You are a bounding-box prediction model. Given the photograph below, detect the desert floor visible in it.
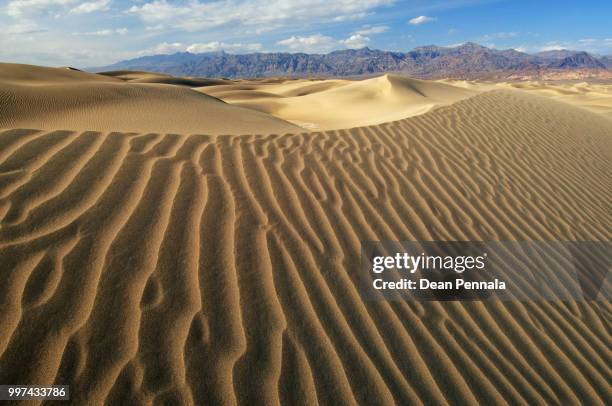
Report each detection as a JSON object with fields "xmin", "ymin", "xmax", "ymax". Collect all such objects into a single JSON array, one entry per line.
[{"xmin": 0, "ymin": 63, "xmax": 611, "ymax": 405}]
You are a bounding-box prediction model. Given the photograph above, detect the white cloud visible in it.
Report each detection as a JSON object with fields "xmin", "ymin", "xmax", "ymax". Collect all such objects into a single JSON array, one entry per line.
[
  {"xmin": 538, "ymin": 44, "xmax": 565, "ymax": 52},
  {"xmin": 341, "ymin": 34, "xmax": 369, "ymax": 48},
  {"xmin": 186, "ymin": 41, "xmax": 262, "ymax": 53},
  {"xmin": 408, "ymin": 15, "xmax": 436, "ymax": 25},
  {"xmin": 148, "ymin": 42, "xmax": 184, "ymax": 54},
  {"xmin": 354, "ymin": 25, "xmax": 388, "ymax": 35},
  {"xmin": 277, "ymin": 33, "xmax": 371, "ymax": 53},
  {"xmin": 479, "ymin": 32, "xmax": 518, "ymax": 41},
  {"xmin": 142, "ymin": 41, "xmax": 263, "ymax": 55},
  {"xmin": 6, "ymin": 0, "xmax": 77, "ymax": 17},
  {"xmin": 275, "ymin": 23, "xmax": 387, "ymax": 53},
  {"xmin": 69, "ymin": 0, "xmax": 110, "ymax": 14},
  {"xmin": 144, "ymin": 24, "xmax": 165, "ymax": 31},
  {"xmin": 75, "ymin": 27, "xmax": 128, "ymax": 36},
  {"xmin": 510, "ymin": 38, "xmax": 612, "ymax": 54},
  {"xmin": 128, "ymin": 0, "xmax": 393, "ymax": 32},
  {"xmin": 6, "ymin": 21, "xmax": 46, "ymax": 34},
  {"xmin": 333, "ymin": 12, "xmax": 369, "ymax": 22},
  {"xmin": 147, "ymin": 42, "xmax": 185, "ymax": 54},
  {"xmin": 277, "ymin": 34, "xmax": 337, "ymax": 53},
  {"xmin": 127, "ymin": 0, "xmax": 187, "ymax": 22}
]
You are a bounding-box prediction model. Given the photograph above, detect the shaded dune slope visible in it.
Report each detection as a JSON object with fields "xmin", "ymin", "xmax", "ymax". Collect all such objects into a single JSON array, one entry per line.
[
  {"xmin": 99, "ymin": 70, "xmax": 233, "ymax": 87},
  {"xmin": 0, "ymin": 63, "xmax": 302, "ymax": 135},
  {"xmin": 0, "ymin": 90, "xmax": 611, "ymax": 405}
]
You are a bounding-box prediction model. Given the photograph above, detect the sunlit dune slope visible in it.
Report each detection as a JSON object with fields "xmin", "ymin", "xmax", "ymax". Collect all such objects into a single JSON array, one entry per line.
[
  {"xmin": 197, "ymin": 74, "xmax": 477, "ymax": 130},
  {"xmin": 443, "ymin": 79, "xmax": 612, "ymax": 119}
]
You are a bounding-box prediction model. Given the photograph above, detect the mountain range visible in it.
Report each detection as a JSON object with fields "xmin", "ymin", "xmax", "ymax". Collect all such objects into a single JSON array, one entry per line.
[{"xmin": 91, "ymin": 42, "xmax": 611, "ymax": 79}]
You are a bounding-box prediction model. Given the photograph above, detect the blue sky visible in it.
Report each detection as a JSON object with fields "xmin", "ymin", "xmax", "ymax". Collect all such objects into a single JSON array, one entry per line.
[{"xmin": 1, "ymin": 0, "xmax": 611, "ymax": 67}]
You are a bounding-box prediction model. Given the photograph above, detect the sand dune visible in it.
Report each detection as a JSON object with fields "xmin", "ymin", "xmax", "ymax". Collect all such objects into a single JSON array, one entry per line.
[
  {"xmin": 196, "ymin": 74, "xmax": 477, "ymax": 130},
  {"xmin": 507, "ymin": 81, "xmax": 612, "ymax": 119},
  {"xmin": 82, "ymin": 68, "xmax": 612, "ymax": 129},
  {"xmin": 443, "ymin": 79, "xmax": 612, "ymax": 119},
  {"xmin": 0, "ymin": 85, "xmax": 611, "ymax": 404},
  {"xmin": 0, "ymin": 63, "xmax": 302, "ymax": 134},
  {"xmin": 196, "ymin": 74, "xmax": 611, "ymax": 128},
  {"xmin": 100, "ymin": 70, "xmax": 233, "ymax": 87}
]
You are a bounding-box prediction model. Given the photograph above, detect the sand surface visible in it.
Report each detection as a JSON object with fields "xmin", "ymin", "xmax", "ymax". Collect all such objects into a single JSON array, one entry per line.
[
  {"xmin": 0, "ymin": 65, "xmax": 611, "ymax": 405},
  {"xmin": 0, "ymin": 64, "xmax": 302, "ymax": 134},
  {"xmin": 443, "ymin": 79, "xmax": 612, "ymax": 120},
  {"xmin": 194, "ymin": 75, "xmax": 477, "ymax": 130}
]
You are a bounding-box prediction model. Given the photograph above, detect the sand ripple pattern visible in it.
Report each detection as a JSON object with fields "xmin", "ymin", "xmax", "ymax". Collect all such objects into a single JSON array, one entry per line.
[{"xmin": 0, "ymin": 91, "xmax": 611, "ymax": 405}]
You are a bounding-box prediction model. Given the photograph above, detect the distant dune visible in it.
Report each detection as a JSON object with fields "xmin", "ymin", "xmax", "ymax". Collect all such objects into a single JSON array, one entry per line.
[
  {"xmin": 108, "ymin": 69, "xmax": 612, "ymax": 130},
  {"xmin": 0, "ymin": 64, "xmax": 611, "ymax": 404},
  {"xmin": 196, "ymin": 74, "xmax": 477, "ymax": 130},
  {"xmin": 443, "ymin": 79, "xmax": 612, "ymax": 120}
]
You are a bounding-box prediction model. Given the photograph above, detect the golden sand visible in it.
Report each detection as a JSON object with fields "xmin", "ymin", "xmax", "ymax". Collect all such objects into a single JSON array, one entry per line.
[{"xmin": 0, "ymin": 63, "xmax": 610, "ymax": 404}]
